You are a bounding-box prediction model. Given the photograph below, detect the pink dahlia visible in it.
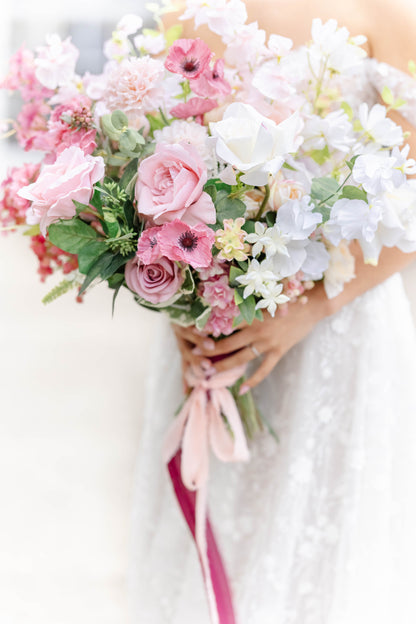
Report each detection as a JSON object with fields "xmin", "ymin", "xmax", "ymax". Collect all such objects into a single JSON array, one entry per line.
[
  {"xmin": 164, "ymin": 38, "xmax": 212, "ymax": 80},
  {"xmin": 104, "ymin": 56, "xmax": 164, "ymax": 116},
  {"xmin": 158, "ymin": 219, "xmax": 215, "ymax": 268}
]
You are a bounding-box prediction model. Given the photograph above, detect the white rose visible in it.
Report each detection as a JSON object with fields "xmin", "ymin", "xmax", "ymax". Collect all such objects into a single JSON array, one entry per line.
[{"xmin": 209, "ymin": 103, "xmax": 303, "ymax": 186}]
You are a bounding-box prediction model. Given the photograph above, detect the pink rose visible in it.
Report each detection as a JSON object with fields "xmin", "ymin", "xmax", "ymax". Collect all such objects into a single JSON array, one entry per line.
[
  {"xmin": 125, "ymin": 255, "xmax": 184, "ymax": 304},
  {"xmin": 18, "ymin": 146, "xmax": 105, "ymax": 235},
  {"xmin": 135, "ymin": 142, "xmax": 216, "ymax": 226}
]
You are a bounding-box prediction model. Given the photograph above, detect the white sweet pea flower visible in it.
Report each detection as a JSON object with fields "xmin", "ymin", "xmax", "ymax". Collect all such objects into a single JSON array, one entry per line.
[
  {"xmin": 267, "ymin": 34, "xmax": 293, "ymax": 58},
  {"xmin": 360, "ymin": 184, "xmax": 416, "ymax": 263},
  {"xmin": 134, "ymin": 32, "xmax": 166, "ymax": 55},
  {"xmin": 181, "ymin": 0, "xmax": 247, "ymax": 40},
  {"xmin": 210, "ymin": 103, "xmax": 303, "ymax": 186},
  {"xmin": 324, "ymin": 198, "xmax": 382, "ymax": 246},
  {"xmin": 323, "ymin": 241, "xmax": 356, "ymax": 298},
  {"xmin": 35, "ymin": 35, "xmax": 79, "ymax": 90},
  {"xmin": 224, "ymin": 22, "xmax": 267, "ymax": 67},
  {"xmin": 301, "ymin": 240, "xmax": 330, "ymax": 280},
  {"xmin": 358, "ymin": 103, "xmax": 403, "ymax": 147},
  {"xmin": 252, "ymin": 60, "xmax": 296, "ymax": 102},
  {"xmin": 116, "ymin": 14, "xmax": 143, "ymax": 35},
  {"xmin": 235, "ymin": 258, "xmax": 277, "ymax": 298},
  {"xmin": 276, "ymin": 196, "xmax": 322, "ymax": 240},
  {"xmin": 309, "ymin": 18, "xmax": 367, "ymax": 73},
  {"xmin": 255, "ymin": 282, "xmax": 290, "ymax": 317},
  {"xmin": 352, "ymin": 153, "xmax": 403, "ymax": 195},
  {"xmin": 303, "ymin": 110, "xmax": 355, "ymax": 153}
]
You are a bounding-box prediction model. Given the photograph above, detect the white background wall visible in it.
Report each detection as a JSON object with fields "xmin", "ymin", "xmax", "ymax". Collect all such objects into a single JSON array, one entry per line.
[
  {"xmin": 0, "ymin": 3, "xmax": 158, "ymax": 623},
  {"xmin": 1, "ymin": 3, "xmax": 416, "ymax": 624}
]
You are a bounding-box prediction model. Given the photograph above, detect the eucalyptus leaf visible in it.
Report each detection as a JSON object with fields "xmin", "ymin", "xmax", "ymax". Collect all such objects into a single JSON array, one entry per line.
[
  {"xmin": 310, "ymin": 177, "xmax": 340, "ymax": 206},
  {"xmin": 111, "ymin": 110, "xmax": 129, "ymax": 131},
  {"xmin": 101, "ymin": 114, "xmax": 121, "ymax": 141},
  {"xmin": 215, "ymin": 190, "xmax": 246, "ymax": 223}
]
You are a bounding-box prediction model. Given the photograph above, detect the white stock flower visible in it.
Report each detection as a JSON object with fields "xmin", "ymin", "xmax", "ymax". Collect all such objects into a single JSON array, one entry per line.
[
  {"xmin": 235, "ymin": 258, "xmax": 277, "ymax": 298},
  {"xmin": 324, "ymin": 198, "xmax": 382, "ymax": 246},
  {"xmin": 323, "ymin": 241, "xmax": 356, "ymax": 298},
  {"xmin": 358, "ymin": 103, "xmax": 403, "ymax": 147},
  {"xmin": 255, "ymin": 282, "xmax": 290, "ymax": 317},
  {"xmin": 35, "ymin": 35, "xmax": 79, "ymax": 90},
  {"xmin": 210, "ymin": 103, "xmax": 303, "ymax": 186}
]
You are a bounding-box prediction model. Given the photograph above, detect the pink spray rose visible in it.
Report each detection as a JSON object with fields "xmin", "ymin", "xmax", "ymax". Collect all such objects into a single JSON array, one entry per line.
[
  {"xmin": 164, "ymin": 38, "xmax": 212, "ymax": 79},
  {"xmin": 125, "ymin": 255, "xmax": 184, "ymax": 304},
  {"xmin": 201, "ymin": 275, "xmax": 236, "ymax": 309},
  {"xmin": 157, "ymin": 219, "xmax": 215, "ymax": 268},
  {"xmin": 18, "ymin": 145, "xmax": 105, "ymax": 234},
  {"xmin": 135, "ymin": 142, "xmax": 216, "ymax": 226}
]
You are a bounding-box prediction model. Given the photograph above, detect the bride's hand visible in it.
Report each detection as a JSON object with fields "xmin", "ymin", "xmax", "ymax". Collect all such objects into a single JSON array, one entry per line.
[{"xmin": 174, "ymin": 282, "xmax": 331, "ymax": 392}]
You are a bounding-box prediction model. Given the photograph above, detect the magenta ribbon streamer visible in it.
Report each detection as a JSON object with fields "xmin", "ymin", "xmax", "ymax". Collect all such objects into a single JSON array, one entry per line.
[{"xmin": 167, "ymin": 449, "xmax": 237, "ymax": 624}]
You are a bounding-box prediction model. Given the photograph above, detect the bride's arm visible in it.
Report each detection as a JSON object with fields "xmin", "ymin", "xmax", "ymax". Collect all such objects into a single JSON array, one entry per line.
[{"xmin": 174, "ymin": 0, "xmax": 416, "ymax": 388}]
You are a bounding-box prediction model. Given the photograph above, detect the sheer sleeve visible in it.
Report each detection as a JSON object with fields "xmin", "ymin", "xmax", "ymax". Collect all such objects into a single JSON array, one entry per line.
[{"xmin": 367, "ymin": 58, "xmax": 416, "ymax": 127}]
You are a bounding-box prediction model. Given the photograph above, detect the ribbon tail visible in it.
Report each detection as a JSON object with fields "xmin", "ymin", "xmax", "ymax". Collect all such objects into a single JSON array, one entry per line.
[{"xmin": 167, "ymin": 450, "xmax": 237, "ymax": 624}]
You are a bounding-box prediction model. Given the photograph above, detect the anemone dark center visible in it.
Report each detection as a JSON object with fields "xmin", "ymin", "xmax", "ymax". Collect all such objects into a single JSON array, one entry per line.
[
  {"xmin": 149, "ymin": 237, "xmax": 157, "ymax": 249},
  {"xmin": 182, "ymin": 57, "xmax": 199, "ymax": 74},
  {"xmin": 178, "ymin": 231, "xmax": 198, "ymax": 251}
]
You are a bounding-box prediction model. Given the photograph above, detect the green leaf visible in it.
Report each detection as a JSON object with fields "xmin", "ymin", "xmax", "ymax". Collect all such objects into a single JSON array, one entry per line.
[
  {"xmin": 90, "ymin": 188, "xmax": 103, "ymax": 213},
  {"xmin": 204, "ymin": 179, "xmax": 232, "ymax": 194},
  {"xmin": 341, "ymin": 101, "xmax": 354, "ymax": 121},
  {"xmin": 23, "ymin": 224, "xmax": 40, "ymax": 237},
  {"xmin": 120, "ymin": 158, "xmax": 139, "ymax": 191},
  {"xmin": 165, "ymin": 24, "xmax": 183, "ymax": 46},
  {"xmin": 310, "ymin": 145, "xmax": 330, "ymax": 165},
  {"xmin": 242, "ymin": 220, "xmax": 256, "ymax": 234},
  {"xmin": 229, "ymin": 265, "xmax": 244, "ymax": 286},
  {"xmin": 238, "ymin": 294, "xmax": 256, "ymax": 324},
  {"xmin": 265, "ymin": 212, "xmax": 275, "ymax": 227},
  {"xmin": 215, "ymin": 190, "xmax": 246, "ymax": 224},
  {"xmin": 145, "ymin": 113, "xmax": 167, "ymax": 135},
  {"xmin": 111, "ymin": 279, "xmax": 124, "ymax": 317},
  {"xmin": 346, "ymin": 154, "xmax": 359, "ymax": 171},
  {"xmin": 282, "ymin": 161, "xmax": 296, "ymax": 172},
  {"xmin": 234, "ymin": 289, "xmax": 244, "ymax": 305},
  {"xmin": 310, "ymin": 177, "xmax": 340, "ymax": 206},
  {"xmin": 190, "ymin": 298, "xmax": 211, "ymax": 330},
  {"xmin": 77, "ymin": 240, "xmax": 108, "ymax": 274},
  {"xmin": 180, "ymin": 267, "xmax": 195, "ymax": 295},
  {"xmin": 107, "ymin": 273, "xmax": 125, "ymax": 289},
  {"xmin": 78, "ymin": 251, "xmax": 115, "ymax": 295},
  {"xmin": 48, "ymin": 219, "xmax": 99, "ymax": 254},
  {"xmin": 100, "ymin": 252, "xmax": 131, "ymax": 281},
  {"xmin": 111, "ymin": 110, "xmax": 129, "ymax": 131},
  {"xmin": 72, "ymin": 200, "xmax": 90, "ymax": 216},
  {"xmin": 123, "ymin": 200, "xmax": 135, "ymax": 229},
  {"xmin": 101, "ymin": 114, "xmax": 122, "ymax": 140},
  {"xmin": 381, "ymin": 85, "xmax": 394, "ymax": 106},
  {"xmin": 340, "ymin": 185, "xmax": 368, "ymax": 202}
]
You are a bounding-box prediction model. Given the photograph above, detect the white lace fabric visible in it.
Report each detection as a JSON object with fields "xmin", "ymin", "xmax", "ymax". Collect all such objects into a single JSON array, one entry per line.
[{"xmin": 128, "ymin": 62, "xmax": 416, "ymax": 624}]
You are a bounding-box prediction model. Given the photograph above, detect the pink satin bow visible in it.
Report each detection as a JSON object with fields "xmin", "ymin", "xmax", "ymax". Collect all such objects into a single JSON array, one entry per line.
[{"xmin": 163, "ymin": 364, "xmax": 250, "ymax": 624}]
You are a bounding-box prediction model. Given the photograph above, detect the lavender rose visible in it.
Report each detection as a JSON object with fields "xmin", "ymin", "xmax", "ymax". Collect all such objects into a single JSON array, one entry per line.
[{"xmin": 125, "ymin": 255, "xmax": 184, "ymax": 304}]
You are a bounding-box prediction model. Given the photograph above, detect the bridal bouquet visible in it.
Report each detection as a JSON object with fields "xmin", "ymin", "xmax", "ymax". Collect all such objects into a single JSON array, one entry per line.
[{"xmin": 3, "ymin": 2, "xmax": 416, "ymax": 621}]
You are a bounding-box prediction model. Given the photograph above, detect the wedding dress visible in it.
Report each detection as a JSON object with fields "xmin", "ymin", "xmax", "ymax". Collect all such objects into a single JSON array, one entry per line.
[{"xmin": 128, "ymin": 59, "xmax": 416, "ymax": 624}]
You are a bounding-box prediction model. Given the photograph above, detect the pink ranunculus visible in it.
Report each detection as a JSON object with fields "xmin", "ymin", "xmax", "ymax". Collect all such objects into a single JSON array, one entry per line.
[
  {"xmin": 135, "ymin": 142, "xmax": 216, "ymax": 226},
  {"xmin": 157, "ymin": 219, "xmax": 215, "ymax": 268},
  {"xmin": 18, "ymin": 146, "xmax": 105, "ymax": 235},
  {"xmin": 201, "ymin": 275, "xmax": 235, "ymax": 309},
  {"xmin": 136, "ymin": 225, "xmax": 163, "ymax": 264},
  {"xmin": 164, "ymin": 38, "xmax": 212, "ymax": 80},
  {"xmin": 125, "ymin": 255, "xmax": 184, "ymax": 304},
  {"xmin": 170, "ymin": 97, "xmax": 218, "ymax": 123},
  {"xmin": 191, "ymin": 60, "xmax": 232, "ymax": 98}
]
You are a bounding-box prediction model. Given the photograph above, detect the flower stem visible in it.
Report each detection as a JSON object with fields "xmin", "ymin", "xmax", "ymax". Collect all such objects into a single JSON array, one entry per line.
[{"xmin": 255, "ymin": 184, "xmax": 270, "ymax": 220}]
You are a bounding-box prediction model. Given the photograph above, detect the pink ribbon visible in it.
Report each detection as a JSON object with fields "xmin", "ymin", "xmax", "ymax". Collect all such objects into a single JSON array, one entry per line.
[{"xmin": 163, "ymin": 364, "xmax": 250, "ymax": 624}]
